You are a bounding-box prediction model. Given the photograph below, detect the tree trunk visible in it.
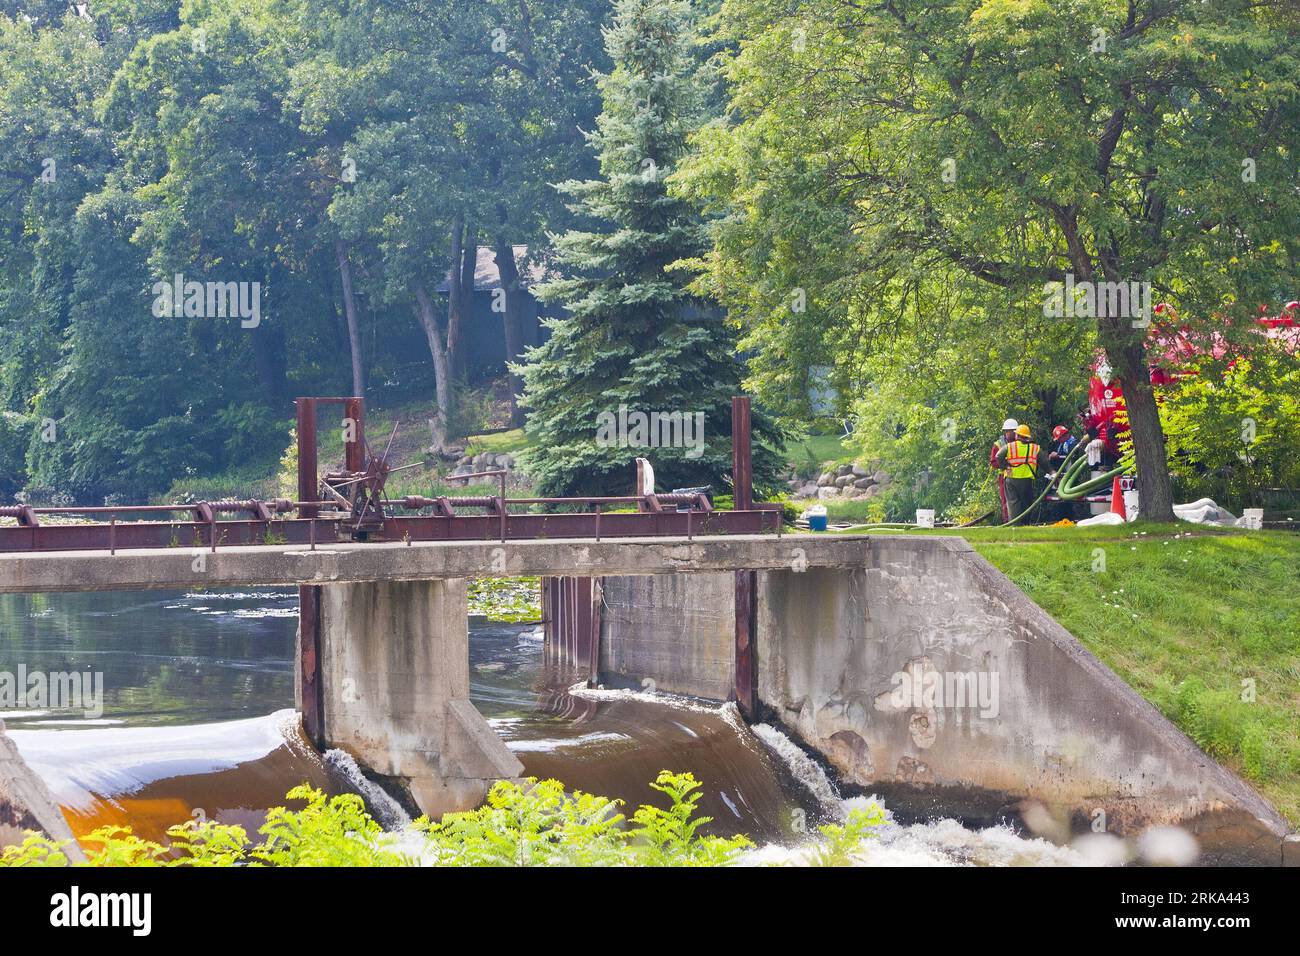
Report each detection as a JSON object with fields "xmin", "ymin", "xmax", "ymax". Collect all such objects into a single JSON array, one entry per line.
[
  {"xmin": 494, "ymin": 240, "xmax": 526, "ymax": 426},
  {"xmin": 249, "ymin": 291, "xmax": 286, "ymax": 404},
  {"xmin": 413, "ymin": 281, "xmax": 451, "ymax": 453},
  {"xmin": 1059, "ymin": 208, "xmax": 1177, "ymax": 523},
  {"xmin": 1109, "ymin": 339, "xmax": 1176, "ymax": 522},
  {"xmin": 450, "ymin": 222, "xmax": 475, "ymax": 381},
  {"xmin": 250, "ymin": 326, "xmax": 285, "ymax": 404},
  {"xmin": 335, "ymin": 239, "xmax": 365, "ymax": 397},
  {"xmin": 322, "ymin": 249, "xmax": 347, "ymax": 352}
]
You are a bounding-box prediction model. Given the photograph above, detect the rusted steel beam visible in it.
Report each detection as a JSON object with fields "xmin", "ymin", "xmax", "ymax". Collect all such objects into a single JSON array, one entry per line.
[
  {"xmin": 0, "ymin": 518, "xmax": 337, "ymax": 553},
  {"xmin": 734, "ymin": 569, "xmax": 758, "ymax": 720},
  {"xmin": 296, "ymin": 398, "xmax": 319, "ymax": 519},
  {"xmin": 571, "ymin": 577, "xmax": 591, "ymax": 667},
  {"xmin": 541, "ymin": 577, "xmax": 555, "ymax": 664},
  {"xmin": 0, "ymin": 506, "xmax": 39, "ymax": 526},
  {"xmin": 587, "ymin": 577, "xmax": 603, "ymax": 688},
  {"xmin": 344, "ymin": 397, "xmax": 365, "ymax": 472},
  {"xmin": 298, "ymin": 584, "xmax": 324, "ymax": 747},
  {"xmin": 732, "ymin": 396, "xmax": 753, "ymax": 512},
  {"xmin": 0, "ymin": 508, "xmax": 778, "ymax": 553}
]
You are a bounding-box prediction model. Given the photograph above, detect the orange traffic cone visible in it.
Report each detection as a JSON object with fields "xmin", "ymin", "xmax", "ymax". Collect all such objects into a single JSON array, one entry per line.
[{"xmin": 1110, "ymin": 476, "xmax": 1126, "ymax": 520}]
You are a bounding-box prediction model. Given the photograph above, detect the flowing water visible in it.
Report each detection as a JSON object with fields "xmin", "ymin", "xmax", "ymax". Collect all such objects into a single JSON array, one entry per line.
[{"xmin": 0, "ymin": 588, "xmax": 1088, "ymax": 865}]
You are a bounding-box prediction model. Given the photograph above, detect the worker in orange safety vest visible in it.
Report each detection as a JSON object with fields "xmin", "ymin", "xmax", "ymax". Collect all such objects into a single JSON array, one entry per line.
[{"xmin": 995, "ymin": 424, "xmax": 1045, "ymax": 523}]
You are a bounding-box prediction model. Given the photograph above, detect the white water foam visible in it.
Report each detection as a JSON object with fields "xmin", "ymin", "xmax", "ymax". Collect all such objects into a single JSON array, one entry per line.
[
  {"xmin": 323, "ymin": 749, "xmax": 411, "ymax": 830},
  {"xmin": 745, "ymin": 722, "xmax": 1091, "ymax": 867},
  {"xmin": 750, "ymin": 723, "xmax": 844, "ymax": 817},
  {"xmin": 8, "ymin": 708, "xmax": 304, "ymax": 810},
  {"xmin": 505, "ymin": 731, "xmax": 633, "ymax": 753},
  {"xmin": 568, "ymin": 681, "xmax": 729, "ymax": 716}
]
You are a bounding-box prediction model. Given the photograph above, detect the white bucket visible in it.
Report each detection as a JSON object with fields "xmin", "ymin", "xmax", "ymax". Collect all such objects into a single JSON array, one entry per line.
[
  {"xmin": 1243, "ymin": 508, "xmax": 1264, "ymax": 530},
  {"xmin": 1089, "ymin": 470, "xmax": 1109, "ymax": 515},
  {"xmin": 915, "ymin": 509, "xmax": 935, "ymax": 528}
]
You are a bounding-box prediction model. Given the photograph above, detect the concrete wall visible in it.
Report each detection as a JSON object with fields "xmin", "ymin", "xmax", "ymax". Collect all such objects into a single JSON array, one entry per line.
[
  {"xmin": 1, "ymin": 719, "xmax": 83, "ymax": 860},
  {"xmin": 0, "ymin": 534, "xmax": 873, "ymax": 594},
  {"xmin": 755, "ymin": 538, "xmax": 1289, "ymax": 861},
  {"xmin": 599, "ymin": 574, "xmax": 734, "ymax": 699},
  {"xmin": 596, "ymin": 536, "xmax": 1291, "ymax": 862},
  {"xmin": 307, "ymin": 578, "xmax": 522, "ymax": 818}
]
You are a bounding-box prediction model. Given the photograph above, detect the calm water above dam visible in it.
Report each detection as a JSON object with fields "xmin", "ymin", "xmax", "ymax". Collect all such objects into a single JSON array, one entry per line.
[{"xmin": 0, "ymin": 588, "xmax": 1085, "ymax": 865}]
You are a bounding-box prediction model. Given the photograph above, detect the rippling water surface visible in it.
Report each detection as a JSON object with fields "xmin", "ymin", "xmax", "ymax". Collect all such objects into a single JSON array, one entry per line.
[{"xmin": 0, "ymin": 588, "xmax": 1087, "ymax": 864}]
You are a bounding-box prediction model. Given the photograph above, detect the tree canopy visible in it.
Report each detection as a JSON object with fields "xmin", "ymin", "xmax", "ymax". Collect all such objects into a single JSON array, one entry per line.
[
  {"xmin": 518, "ymin": 0, "xmax": 782, "ymax": 497},
  {"xmin": 679, "ymin": 0, "xmax": 1300, "ymax": 520}
]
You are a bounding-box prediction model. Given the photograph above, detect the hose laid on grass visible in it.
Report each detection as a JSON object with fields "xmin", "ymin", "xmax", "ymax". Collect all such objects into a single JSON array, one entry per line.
[
  {"xmin": 955, "ymin": 509, "xmax": 995, "ymax": 529},
  {"xmin": 1001, "ymin": 442, "xmax": 1134, "ymax": 526},
  {"xmin": 827, "ymin": 440, "xmax": 1136, "ymax": 531},
  {"xmin": 1000, "ymin": 441, "xmax": 1084, "ymax": 527}
]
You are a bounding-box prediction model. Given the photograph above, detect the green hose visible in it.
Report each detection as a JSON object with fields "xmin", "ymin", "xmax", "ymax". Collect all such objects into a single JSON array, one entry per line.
[
  {"xmin": 1000, "ymin": 441, "xmax": 1134, "ymax": 526},
  {"xmin": 998, "ymin": 441, "xmax": 1080, "ymax": 527},
  {"xmin": 829, "ymin": 440, "xmax": 1136, "ymax": 532},
  {"xmin": 1055, "ymin": 452, "xmax": 1134, "ymax": 499}
]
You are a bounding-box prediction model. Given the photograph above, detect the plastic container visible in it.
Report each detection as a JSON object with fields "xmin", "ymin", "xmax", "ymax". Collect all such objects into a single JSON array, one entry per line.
[
  {"xmin": 804, "ymin": 505, "xmax": 828, "ymax": 532},
  {"xmin": 1243, "ymin": 508, "xmax": 1264, "ymax": 530},
  {"xmin": 915, "ymin": 509, "xmax": 935, "ymax": 528}
]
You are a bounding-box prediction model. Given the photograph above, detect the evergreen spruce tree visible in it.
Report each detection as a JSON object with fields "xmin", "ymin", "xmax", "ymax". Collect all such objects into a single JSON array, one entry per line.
[{"xmin": 517, "ymin": 0, "xmax": 781, "ymax": 498}]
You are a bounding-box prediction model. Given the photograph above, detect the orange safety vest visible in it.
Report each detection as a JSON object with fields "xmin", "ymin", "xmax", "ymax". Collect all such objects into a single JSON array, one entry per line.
[{"xmin": 1006, "ymin": 440, "xmax": 1040, "ymax": 479}]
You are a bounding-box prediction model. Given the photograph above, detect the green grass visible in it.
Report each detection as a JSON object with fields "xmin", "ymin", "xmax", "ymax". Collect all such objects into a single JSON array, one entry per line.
[
  {"xmin": 159, "ymin": 469, "xmax": 280, "ymax": 504},
  {"xmin": 830, "ymin": 521, "xmax": 1300, "ymax": 825},
  {"xmin": 465, "ymin": 427, "xmax": 534, "ymax": 456},
  {"xmin": 785, "ymin": 431, "xmax": 853, "ymax": 477}
]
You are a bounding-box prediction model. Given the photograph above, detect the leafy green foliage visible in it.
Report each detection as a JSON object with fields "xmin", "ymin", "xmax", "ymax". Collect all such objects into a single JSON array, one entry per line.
[
  {"xmin": 420, "ymin": 772, "xmax": 751, "ymax": 866},
  {"xmin": 678, "ymin": 0, "xmax": 1300, "ymax": 520},
  {"xmin": 518, "ymin": 0, "xmax": 784, "ymax": 498},
  {"xmin": 0, "ymin": 411, "xmax": 31, "ymax": 497},
  {"xmin": 1, "ymin": 773, "xmax": 755, "ymax": 867},
  {"xmin": 1160, "ymin": 343, "xmax": 1300, "ymax": 510},
  {"xmin": 467, "ymin": 577, "xmax": 541, "ymax": 623},
  {"xmin": 0, "ymin": 0, "xmax": 609, "ymax": 501},
  {"xmin": 164, "ymin": 818, "xmax": 252, "ymax": 867},
  {"xmin": 252, "ymin": 785, "xmax": 411, "ymax": 867},
  {"xmin": 417, "ymin": 778, "xmax": 629, "ymax": 866},
  {"xmin": 628, "ymin": 770, "xmax": 752, "ymax": 866},
  {"xmin": 809, "ymin": 805, "xmax": 888, "ymax": 867}
]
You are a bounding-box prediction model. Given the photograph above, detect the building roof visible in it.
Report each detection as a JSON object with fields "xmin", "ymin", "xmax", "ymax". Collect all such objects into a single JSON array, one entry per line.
[{"xmin": 436, "ymin": 245, "xmax": 554, "ymax": 293}]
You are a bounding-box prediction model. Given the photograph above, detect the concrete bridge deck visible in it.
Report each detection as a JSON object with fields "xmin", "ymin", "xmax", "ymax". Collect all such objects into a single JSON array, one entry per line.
[{"xmin": 0, "ymin": 533, "xmax": 879, "ymax": 594}]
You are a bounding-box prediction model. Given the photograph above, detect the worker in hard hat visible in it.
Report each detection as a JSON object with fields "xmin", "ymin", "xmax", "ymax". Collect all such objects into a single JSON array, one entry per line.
[
  {"xmin": 1047, "ymin": 425, "xmax": 1081, "ymax": 520},
  {"xmin": 995, "ymin": 424, "xmax": 1045, "ymax": 522},
  {"xmin": 990, "ymin": 419, "xmax": 1019, "ymax": 521},
  {"xmin": 1047, "ymin": 425, "xmax": 1078, "ymax": 469}
]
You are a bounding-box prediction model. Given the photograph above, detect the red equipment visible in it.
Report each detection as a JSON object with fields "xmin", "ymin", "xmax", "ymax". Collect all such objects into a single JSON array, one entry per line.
[{"xmin": 1083, "ymin": 301, "xmax": 1300, "ymax": 461}]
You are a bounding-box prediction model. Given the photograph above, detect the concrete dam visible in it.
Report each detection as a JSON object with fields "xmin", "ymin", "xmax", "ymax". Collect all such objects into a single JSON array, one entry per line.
[
  {"xmin": 550, "ymin": 537, "xmax": 1293, "ymax": 865},
  {"xmin": 0, "ymin": 532, "xmax": 1293, "ymax": 864}
]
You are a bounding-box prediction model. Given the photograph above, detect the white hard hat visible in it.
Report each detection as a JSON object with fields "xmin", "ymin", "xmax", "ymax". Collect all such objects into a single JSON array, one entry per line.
[{"xmin": 1002, "ymin": 418, "xmax": 1019, "ymax": 431}]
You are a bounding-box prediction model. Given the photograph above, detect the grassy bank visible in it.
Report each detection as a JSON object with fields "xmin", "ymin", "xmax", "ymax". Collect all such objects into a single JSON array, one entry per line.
[{"xmin": 839, "ymin": 522, "xmax": 1300, "ymax": 826}]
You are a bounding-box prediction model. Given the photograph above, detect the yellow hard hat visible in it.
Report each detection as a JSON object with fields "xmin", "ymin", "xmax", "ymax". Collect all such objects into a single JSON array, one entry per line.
[{"xmin": 1016, "ymin": 424, "xmax": 1031, "ymax": 438}]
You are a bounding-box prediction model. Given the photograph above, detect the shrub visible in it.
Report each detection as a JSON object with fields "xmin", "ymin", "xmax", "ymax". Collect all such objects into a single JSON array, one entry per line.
[{"xmin": 2, "ymin": 774, "xmax": 754, "ymax": 868}]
